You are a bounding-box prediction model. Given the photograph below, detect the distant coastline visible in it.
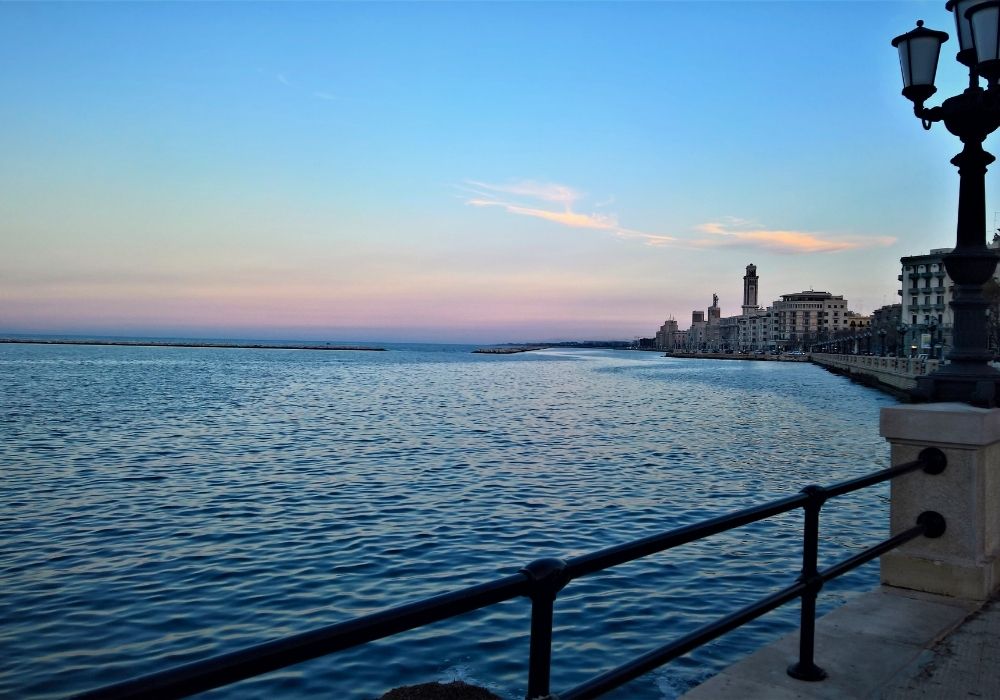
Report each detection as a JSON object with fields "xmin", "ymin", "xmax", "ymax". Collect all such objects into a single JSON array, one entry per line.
[
  {"xmin": 0, "ymin": 338, "xmax": 386, "ymax": 352},
  {"xmin": 472, "ymin": 340, "xmax": 644, "ymax": 354},
  {"xmin": 472, "ymin": 346, "xmax": 545, "ymax": 354}
]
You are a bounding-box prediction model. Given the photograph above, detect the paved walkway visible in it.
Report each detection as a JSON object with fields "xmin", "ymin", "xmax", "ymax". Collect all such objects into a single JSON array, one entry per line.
[
  {"xmin": 680, "ymin": 587, "xmax": 998, "ymax": 699},
  {"xmin": 880, "ymin": 594, "xmax": 1000, "ymax": 699}
]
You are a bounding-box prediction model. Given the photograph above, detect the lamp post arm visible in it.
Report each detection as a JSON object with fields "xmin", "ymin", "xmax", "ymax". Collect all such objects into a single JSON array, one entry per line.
[{"xmin": 915, "ymin": 104, "xmax": 944, "ymax": 130}]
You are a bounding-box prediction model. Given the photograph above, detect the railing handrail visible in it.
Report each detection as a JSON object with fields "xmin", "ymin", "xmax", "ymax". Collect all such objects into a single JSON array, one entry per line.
[{"xmin": 74, "ymin": 449, "xmax": 948, "ymax": 700}]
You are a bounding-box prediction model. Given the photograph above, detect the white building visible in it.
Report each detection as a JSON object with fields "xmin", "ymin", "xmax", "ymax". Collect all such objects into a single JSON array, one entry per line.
[{"xmin": 771, "ymin": 291, "xmax": 850, "ymax": 350}]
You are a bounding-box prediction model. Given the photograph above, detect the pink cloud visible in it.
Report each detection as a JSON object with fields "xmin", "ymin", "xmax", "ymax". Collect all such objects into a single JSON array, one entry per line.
[
  {"xmin": 693, "ymin": 219, "xmax": 896, "ymax": 254},
  {"xmin": 467, "ymin": 198, "xmax": 619, "ymax": 231},
  {"xmin": 462, "ymin": 181, "xmax": 890, "ymax": 255},
  {"xmin": 463, "ymin": 179, "xmax": 675, "ymax": 245}
]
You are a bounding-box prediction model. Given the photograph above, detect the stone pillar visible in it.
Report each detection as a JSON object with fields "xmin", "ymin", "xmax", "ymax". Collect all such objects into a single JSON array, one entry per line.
[{"xmin": 880, "ymin": 403, "xmax": 1000, "ymax": 600}]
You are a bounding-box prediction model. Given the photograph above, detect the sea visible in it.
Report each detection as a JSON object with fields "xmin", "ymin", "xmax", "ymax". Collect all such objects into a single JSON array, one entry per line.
[{"xmin": 0, "ymin": 341, "xmax": 899, "ymax": 700}]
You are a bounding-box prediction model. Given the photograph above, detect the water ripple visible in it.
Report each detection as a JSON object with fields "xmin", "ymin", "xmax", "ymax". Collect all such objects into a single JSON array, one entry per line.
[{"xmin": 0, "ymin": 345, "xmax": 897, "ymax": 699}]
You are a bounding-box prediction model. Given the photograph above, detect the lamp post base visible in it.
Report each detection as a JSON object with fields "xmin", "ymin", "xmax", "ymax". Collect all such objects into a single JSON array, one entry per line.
[{"xmin": 915, "ymin": 366, "xmax": 1000, "ymax": 407}]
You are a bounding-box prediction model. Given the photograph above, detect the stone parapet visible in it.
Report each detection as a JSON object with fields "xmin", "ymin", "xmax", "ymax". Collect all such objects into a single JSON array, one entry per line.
[
  {"xmin": 880, "ymin": 403, "xmax": 1000, "ymax": 600},
  {"xmin": 811, "ymin": 353, "xmax": 938, "ymax": 391}
]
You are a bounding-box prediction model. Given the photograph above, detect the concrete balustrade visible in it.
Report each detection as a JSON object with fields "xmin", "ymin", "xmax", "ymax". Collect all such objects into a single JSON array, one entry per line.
[{"xmin": 810, "ymin": 353, "xmax": 939, "ymax": 392}]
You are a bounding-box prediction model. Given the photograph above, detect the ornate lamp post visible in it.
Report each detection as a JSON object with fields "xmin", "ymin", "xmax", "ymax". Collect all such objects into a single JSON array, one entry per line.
[
  {"xmin": 879, "ymin": 327, "xmax": 888, "ymax": 355},
  {"xmin": 898, "ymin": 323, "xmax": 910, "ymax": 357},
  {"xmin": 893, "ymin": 4, "xmax": 1000, "ymax": 405}
]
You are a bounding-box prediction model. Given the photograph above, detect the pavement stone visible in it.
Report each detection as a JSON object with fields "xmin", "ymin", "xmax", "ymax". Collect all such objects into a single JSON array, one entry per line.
[
  {"xmin": 878, "ymin": 596, "xmax": 1000, "ymax": 699},
  {"xmin": 680, "ymin": 587, "xmax": 988, "ymax": 700}
]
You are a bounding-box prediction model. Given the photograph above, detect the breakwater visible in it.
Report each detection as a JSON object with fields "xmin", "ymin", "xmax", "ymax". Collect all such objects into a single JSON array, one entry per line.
[
  {"xmin": 0, "ymin": 338, "xmax": 386, "ymax": 351},
  {"xmin": 471, "ymin": 346, "xmax": 545, "ymax": 354}
]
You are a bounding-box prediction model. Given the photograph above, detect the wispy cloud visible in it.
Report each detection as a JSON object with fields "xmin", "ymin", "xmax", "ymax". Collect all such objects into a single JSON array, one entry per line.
[
  {"xmin": 461, "ymin": 179, "xmax": 676, "ymax": 246},
  {"xmin": 264, "ymin": 70, "xmax": 339, "ymax": 103},
  {"xmin": 461, "ymin": 181, "xmax": 891, "ymax": 254},
  {"xmin": 693, "ymin": 218, "xmax": 895, "ymax": 254},
  {"xmin": 465, "ymin": 180, "xmax": 581, "ymax": 206},
  {"xmin": 466, "ymin": 199, "xmax": 619, "ymax": 231}
]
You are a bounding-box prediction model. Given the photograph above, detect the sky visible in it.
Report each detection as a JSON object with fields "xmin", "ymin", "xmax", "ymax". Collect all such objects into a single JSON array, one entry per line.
[{"xmin": 0, "ymin": 1, "xmax": 991, "ymax": 343}]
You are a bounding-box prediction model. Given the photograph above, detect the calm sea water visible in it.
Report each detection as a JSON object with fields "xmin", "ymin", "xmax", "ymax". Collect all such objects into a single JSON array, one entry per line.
[{"xmin": 0, "ymin": 343, "xmax": 898, "ymax": 700}]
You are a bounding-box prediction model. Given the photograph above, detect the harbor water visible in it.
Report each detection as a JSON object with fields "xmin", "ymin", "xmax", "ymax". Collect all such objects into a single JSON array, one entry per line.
[{"xmin": 0, "ymin": 343, "xmax": 898, "ymax": 699}]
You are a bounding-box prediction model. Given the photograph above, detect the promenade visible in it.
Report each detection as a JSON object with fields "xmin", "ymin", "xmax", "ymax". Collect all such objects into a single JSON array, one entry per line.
[
  {"xmin": 683, "ymin": 399, "xmax": 1000, "ymax": 699},
  {"xmin": 681, "ymin": 587, "xmax": 998, "ymax": 699},
  {"xmin": 809, "ymin": 353, "xmax": 938, "ymax": 395}
]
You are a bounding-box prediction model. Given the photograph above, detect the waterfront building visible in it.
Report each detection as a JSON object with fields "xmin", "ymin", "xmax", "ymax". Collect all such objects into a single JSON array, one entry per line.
[
  {"xmin": 673, "ymin": 328, "xmax": 689, "ymax": 350},
  {"xmin": 655, "ymin": 318, "xmax": 681, "ymax": 351},
  {"xmin": 718, "ymin": 315, "xmax": 739, "ymax": 352},
  {"xmin": 687, "ymin": 310, "xmax": 707, "ymax": 351},
  {"xmin": 871, "ymin": 303, "xmax": 903, "ymax": 355},
  {"xmin": 898, "ymin": 239, "xmax": 1000, "ymax": 358},
  {"xmin": 899, "ymin": 249, "xmax": 952, "ymax": 357},
  {"xmin": 771, "ymin": 291, "xmax": 850, "ymax": 351},
  {"xmin": 738, "ymin": 309, "xmax": 773, "ymax": 352},
  {"xmin": 653, "ymin": 264, "xmax": 854, "ymax": 354}
]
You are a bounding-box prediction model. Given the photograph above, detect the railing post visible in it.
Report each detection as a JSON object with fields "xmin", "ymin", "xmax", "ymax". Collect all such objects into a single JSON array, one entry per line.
[
  {"xmin": 787, "ymin": 484, "xmax": 828, "ymax": 681},
  {"xmin": 520, "ymin": 558, "xmax": 568, "ymax": 700}
]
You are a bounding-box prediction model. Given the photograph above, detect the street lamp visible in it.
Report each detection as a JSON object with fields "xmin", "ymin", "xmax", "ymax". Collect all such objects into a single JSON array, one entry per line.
[
  {"xmin": 893, "ymin": 6, "xmax": 1000, "ymax": 405},
  {"xmin": 879, "ymin": 328, "xmax": 888, "ymax": 355},
  {"xmin": 898, "ymin": 323, "xmax": 910, "ymax": 358}
]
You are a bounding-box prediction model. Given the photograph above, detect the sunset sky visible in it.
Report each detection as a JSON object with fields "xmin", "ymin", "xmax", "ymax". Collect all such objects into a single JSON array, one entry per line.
[{"xmin": 0, "ymin": 1, "xmax": 989, "ymax": 343}]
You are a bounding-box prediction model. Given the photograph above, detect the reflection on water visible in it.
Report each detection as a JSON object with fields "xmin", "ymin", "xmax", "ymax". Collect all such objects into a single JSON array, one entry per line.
[{"xmin": 0, "ymin": 344, "xmax": 897, "ymax": 699}]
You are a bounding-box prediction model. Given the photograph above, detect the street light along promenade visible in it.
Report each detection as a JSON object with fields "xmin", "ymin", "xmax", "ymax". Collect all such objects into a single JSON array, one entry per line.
[{"xmin": 892, "ymin": 1, "xmax": 1000, "ymax": 406}]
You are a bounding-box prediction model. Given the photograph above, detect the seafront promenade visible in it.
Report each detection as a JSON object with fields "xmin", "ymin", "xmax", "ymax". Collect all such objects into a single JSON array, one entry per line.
[
  {"xmin": 686, "ymin": 399, "xmax": 1000, "ymax": 698},
  {"xmin": 681, "ymin": 587, "xmax": 999, "ymax": 699},
  {"xmin": 665, "ymin": 351, "xmax": 809, "ymax": 362},
  {"xmin": 809, "ymin": 353, "xmax": 938, "ymax": 396}
]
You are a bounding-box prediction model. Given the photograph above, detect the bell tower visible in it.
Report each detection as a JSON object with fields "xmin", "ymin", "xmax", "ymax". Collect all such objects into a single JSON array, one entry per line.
[{"xmin": 742, "ymin": 264, "xmax": 759, "ymax": 316}]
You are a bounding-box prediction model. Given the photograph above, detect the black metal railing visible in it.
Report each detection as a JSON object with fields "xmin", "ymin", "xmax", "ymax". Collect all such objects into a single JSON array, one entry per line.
[{"xmin": 75, "ymin": 448, "xmax": 947, "ymax": 700}]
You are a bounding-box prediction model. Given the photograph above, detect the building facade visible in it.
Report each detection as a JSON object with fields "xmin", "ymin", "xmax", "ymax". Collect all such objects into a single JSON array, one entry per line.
[
  {"xmin": 653, "ymin": 264, "xmax": 855, "ymax": 354},
  {"xmin": 771, "ymin": 291, "xmax": 850, "ymax": 350}
]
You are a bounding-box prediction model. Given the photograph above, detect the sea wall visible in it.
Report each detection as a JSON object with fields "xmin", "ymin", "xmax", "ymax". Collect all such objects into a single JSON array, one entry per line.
[
  {"xmin": 665, "ymin": 351, "xmax": 808, "ymax": 362},
  {"xmin": 809, "ymin": 353, "xmax": 939, "ymax": 396}
]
